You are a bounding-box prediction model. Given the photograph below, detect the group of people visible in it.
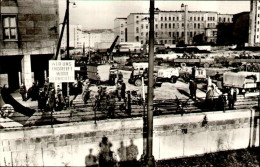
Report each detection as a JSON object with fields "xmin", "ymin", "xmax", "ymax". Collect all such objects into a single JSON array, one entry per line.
[
  {"xmin": 19, "ymin": 79, "xmax": 67, "ymax": 112},
  {"xmin": 85, "ymin": 137, "xmax": 139, "ymax": 167}
]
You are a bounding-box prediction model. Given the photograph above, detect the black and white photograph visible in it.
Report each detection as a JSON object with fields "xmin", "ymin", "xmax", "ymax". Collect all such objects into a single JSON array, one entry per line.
[{"xmin": 0, "ymin": 0, "xmax": 259, "ymax": 166}]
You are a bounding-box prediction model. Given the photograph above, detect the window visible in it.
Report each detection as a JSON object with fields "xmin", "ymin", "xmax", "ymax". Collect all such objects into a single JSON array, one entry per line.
[
  {"xmin": 202, "ymin": 17, "xmax": 204, "ymax": 21},
  {"xmin": 169, "ymin": 17, "xmax": 171, "ymax": 21},
  {"xmin": 172, "ymin": 32, "xmax": 175, "ymax": 37},
  {"xmin": 136, "ymin": 36, "xmax": 139, "ymax": 42},
  {"xmin": 177, "ymin": 23, "xmax": 179, "ymax": 28},
  {"xmin": 146, "ymin": 25, "xmax": 148, "ymax": 29},
  {"xmin": 219, "ymin": 17, "xmax": 221, "ymax": 22},
  {"xmin": 3, "ymin": 15, "xmax": 18, "ymax": 40},
  {"xmin": 228, "ymin": 18, "xmax": 230, "ymax": 22},
  {"xmin": 182, "ymin": 23, "xmax": 184, "ymax": 27},
  {"xmin": 190, "ymin": 17, "xmax": 192, "ymax": 21},
  {"xmin": 161, "ymin": 23, "xmax": 163, "ymax": 29},
  {"xmin": 169, "ymin": 32, "xmax": 171, "ymax": 37},
  {"xmin": 155, "ymin": 24, "xmax": 158, "ymax": 29},
  {"xmin": 141, "ymin": 40, "xmax": 143, "ymax": 44},
  {"xmin": 121, "ymin": 24, "xmax": 124, "ymax": 27},
  {"xmin": 190, "ymin": 32, "xmax": 192, "ymax": 37},
  {"xmin": 213, "ymin": 17, "xmax": 215, "ymax": 21},
  {"xmin": 136, "ymin": 27, "xmax": 139, "ymax": 33},
  {"xmin": 141, "ymin": 24, "xmax": 144, "ymax": 29},
  {"xmin": 194, "ymin": 23, "xmax": 196, "ymax": 28},
  {"xmin": 173, "ymin": 23, "xmax": 175, "ymax": 28},
  {"xmin": 121, "ymin": 31, "xmax": 123, "ymax": 35},
  {"xmin": 208, "ymin": 17, "xmax": 210, "ymax": 21},
  {"xmin": 224, "ymin": 18, "xmax": 226, "ymax": 22},
  {"xmin": 165, "ymin": 17, "xmax": 167, "ymax": 21},
  {"xmin": 198, "ymin": 17, "xmax": 200, "ymax": 21},
  {"xmin": 161, "ymin": 17, "xmax": 163, "ymax": 21},
  {"xmin": 181, "ymin": 32, "xmax": 184, "ymax": 37},
  {"xmin": 155, "ymin": 32, "xmax": 158, "ymax": 37},
  {"xmin": 141, "ymin": 32, "xmax": 144, "ymax": 36},
  {"xmin": 173, "ymin": 17, "xmax": 175, "ymax": 21},
  {"xmin": 136, "ymin": 16, "xmax": 139, "ymax": 19},
  {"xmin": 176, "ymin": 32, "xmax": 179, "ymax": 37},
  {"xmin": 194, "ymin": 17, "xmax": 196, "ymax": 21},
  {"xmin": 208, "ymin": 23, "xmax": 210, "ymax": 28},
  {"xmin": 177, "ymin": 17, "xmax": 179, "ymax": 21},
  {"xmin": 169, "ymin": 23, "xmax": 171, "ymax": 29},
  {"xmin": 165, "ymin": 23, "xmax": 167, "ymax": 28},
  {"xmin": 198, "ymin": 24, "xmax": 200, "ymax": 29},
  {"xmin": 136, "ymin": 21, "xmax": 139, "ymax": 24},
  {"xmin": 165, "ymin": 40, "xmax": 167, "ymax": 44}
]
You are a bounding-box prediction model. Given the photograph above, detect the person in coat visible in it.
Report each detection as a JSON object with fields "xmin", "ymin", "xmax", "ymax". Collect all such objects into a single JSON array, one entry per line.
[{"xmin": 19, "ymin": 83, "xmax": 27, "ymax": 101}]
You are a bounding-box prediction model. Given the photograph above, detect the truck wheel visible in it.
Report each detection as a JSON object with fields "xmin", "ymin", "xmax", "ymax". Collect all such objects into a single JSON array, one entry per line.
[
  {"xmin": 170, "ymin": 77, "xmax": 177, "ymax": 83},
  {"xmin": 204, "ymin": 63, "xmax": 210, "ymax": 68},
  {"xmin": 134, "ymin": 79, "xmax": 142, "ymax": 87}
]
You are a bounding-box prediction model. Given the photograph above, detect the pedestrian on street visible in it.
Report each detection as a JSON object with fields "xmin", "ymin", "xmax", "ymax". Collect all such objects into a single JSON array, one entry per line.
[
  {"xmin": 19, "ymin": 83, "xmax": 27, "ymax": 101},
  {"xmin": 38, "ymin": 88, "xmax": 47, "ymax": 112},
  {"xmin": 47, "ymin": 86, "xmax": 56, "ymax": 112},
  {"xmin": 189, "ymin": 79, "xmax": 197, "ymax": 100},
  {"xmin": 56, "ymin": 85, "xmax": 65, "ymax": 111},
  {"xmin": 228, "ymin": 90, "xmax": 234, "ymax": 109},
  {"xmin": 118, "ymin": 71, "xmax": 123, "ymax": 84},
  {"xmin": 121, "ymin": 82, "xmax": 126, "ymax": 99},
  {"xmin": 116, "ymin": 83, "xmax": 122, "ymax": 101}
]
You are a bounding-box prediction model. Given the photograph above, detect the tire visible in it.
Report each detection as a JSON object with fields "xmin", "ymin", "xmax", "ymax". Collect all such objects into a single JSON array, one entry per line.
[
  {"xmin": 180, "ymin": 63, "xmax": 186, "ymax": 67},
  {"xmin": 204, "ymin": 63, "xmax": 210, "ymax": 68},
  {"xmin": 134, "ymin": 78, "xmax": 142, "ymax": 87},
  {"xmin": 170, "ymin": 76, "xmax": 177, "ymax": 83}
]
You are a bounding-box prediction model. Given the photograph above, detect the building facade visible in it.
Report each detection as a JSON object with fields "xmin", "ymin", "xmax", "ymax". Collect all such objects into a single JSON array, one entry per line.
[
  {"xmin": 115, "ymin": 5, "xmax": 233, "ymax": 45},
  {"xmin": 0, "ymin": 0, "xmax": 59, "ymax": 90},
  {"xmin": 114, "ymin": 18, "xmax": 127, "ymax": 43},
  {"xmin": 61, "ymin": 24, "xmax": 83, "ymax": 49},
  {"xmin": 83, "ymin": 29, "xmax": 114, "ymax": 49},
  {"xmin": 248, "ymin": 0, "xmax": 260, "ymax": 46}
]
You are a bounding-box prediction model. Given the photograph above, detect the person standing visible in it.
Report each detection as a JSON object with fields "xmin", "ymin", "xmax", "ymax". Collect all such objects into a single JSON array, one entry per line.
[
  {"xmin": 189, "ymin": 79, "xmax": 197, "ymax": 100},
  {"xmin": 121, "ymin": 82, "xmax": 126, "ymax": 100},
  {"xmin": 228, "ymin": 90, "xmax": 234, "ymax": 109},
  {"xmin": 19, "ymin": 83, "xmax": 27, "ymax": 101}
]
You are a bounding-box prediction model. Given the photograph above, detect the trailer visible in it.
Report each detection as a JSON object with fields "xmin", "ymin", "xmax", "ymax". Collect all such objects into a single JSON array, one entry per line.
[
  {"xmin": 87, "ymin": 64, "xmax": 117, "ymax": 85},
  {"xmin": 223, "ymin": 71, "xmax": 260, "ymax": 92},
  {"xmin": 173, "ymin": 57, "xmax": 214, "ymax": 68}
]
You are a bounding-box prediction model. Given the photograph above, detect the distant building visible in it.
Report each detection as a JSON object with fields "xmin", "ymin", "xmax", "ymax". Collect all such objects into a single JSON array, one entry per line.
[
  {"xmin": 61, "ymin": 25, "xmax": 83, "ymax": 49},
  {"xmin": 0, "ymin": 0, "xmax": 59, "ymax": 90},
  {"xmin": 82, "ymin": 29, "xmax": 114, "ymax": 49},
  {"xmin": 114, "ymin": 18, "xmax": 127, "ymax": 43},
  {"xmin": 114, "ymin": 4, "xmax": 233, "ymax": 45},
  {"xmin": 248, "ymin": 0, "xmax": 260, "ymax": 46}
]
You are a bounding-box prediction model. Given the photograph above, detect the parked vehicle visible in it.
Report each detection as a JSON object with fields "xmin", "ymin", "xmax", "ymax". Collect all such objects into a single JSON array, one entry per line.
[
  {"xmin": 157, "ymin": 68, "xmax": 179, "ymax": 83},
  {"xmin": 87, "ymin": 64, "xmax": 117, "ymax": 85},
  {"xmin": 223, "ymin": 71, "xmax": 260, "ymax": 93},
  {"xmin": 128, "ymin": 63, "xmax": 162, "ymax": 87}
]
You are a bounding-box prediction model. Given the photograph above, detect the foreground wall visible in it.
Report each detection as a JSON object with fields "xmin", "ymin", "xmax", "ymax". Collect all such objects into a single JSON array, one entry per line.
[{"xmin": 0, "ymin": 109, "xmax": 259, "ymax": 166}]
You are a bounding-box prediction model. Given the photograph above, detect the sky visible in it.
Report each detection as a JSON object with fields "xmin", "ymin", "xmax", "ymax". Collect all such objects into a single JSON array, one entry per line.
[{"xmin": 58, "ymin": 1, "xmax": 250, "ymax": 30}]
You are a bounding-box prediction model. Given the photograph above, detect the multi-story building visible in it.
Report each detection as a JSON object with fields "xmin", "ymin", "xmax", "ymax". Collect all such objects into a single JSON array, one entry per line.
[
  {"xmin": 249, "ymin": 0, "xmax": 260, "ymax": 46},
  {"xmin": 115, "ymin": 4, "xmax": 233, "ymax": 45},
  {"xmin": 61, "ymin": 25, "xmax": 83, "ymax": 49},
  {"xmin": 82, "ymin": 29, "xmax": 114, "ymax": 49},
  {"xmin": 0, "ymin": 0, "xmax": 59, "ymax": 90},
  {"xmin": 114, "ymin": 18, "xmax": 127, "ymax": 43}
]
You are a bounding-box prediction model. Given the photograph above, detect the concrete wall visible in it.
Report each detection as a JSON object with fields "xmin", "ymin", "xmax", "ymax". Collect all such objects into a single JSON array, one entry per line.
[{"xmin": 0, "ymin": 109, "xmax": 259, "ymax": 166}]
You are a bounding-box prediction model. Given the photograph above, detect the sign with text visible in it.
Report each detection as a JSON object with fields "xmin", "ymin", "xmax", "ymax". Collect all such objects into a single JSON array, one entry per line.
[{"xmin": 49, "ymin": 60, "xmax": 75, "ymax": 83}]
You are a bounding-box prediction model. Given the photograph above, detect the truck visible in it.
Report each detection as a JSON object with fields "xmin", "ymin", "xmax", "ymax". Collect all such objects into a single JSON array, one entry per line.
[
  {"xmin": 173, "ymin": 57, "xmax": 214, "ymax": 68},
  {"xmin": 128, "ymin": 63, "xmax": 162, "ymax": 87},
  {"xmin": 223, "ymin": 71, "xmax": 260, "ymax": 93},
  {"xmin": 157, "ymin": 68, "xmax": 179, "ymax": 83},
  {"xmin": 87, "ymin": 64, "xmax": 117, "ymax": 85}
]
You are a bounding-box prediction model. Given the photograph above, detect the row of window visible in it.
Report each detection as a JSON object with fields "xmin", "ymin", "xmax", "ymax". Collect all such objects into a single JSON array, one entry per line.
[
  {"xmin": 136, "ymin": 31, "xmax": 204, "ymax": 42},
  {"xmin": 135, "ymin": 22, "xmax": 215, "ymax": 33}
]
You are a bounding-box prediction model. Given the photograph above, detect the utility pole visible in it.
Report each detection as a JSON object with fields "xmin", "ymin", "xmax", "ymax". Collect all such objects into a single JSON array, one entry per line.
[
  {"xmin": 67, "ymin": 0, "xmax": 70, "ymax": 59},
  {"xmin": 146, "ymin": 0, "xmax": 155, "ymax": 166}
]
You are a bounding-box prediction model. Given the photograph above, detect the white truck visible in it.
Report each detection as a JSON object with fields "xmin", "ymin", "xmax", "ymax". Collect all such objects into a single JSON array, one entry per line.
[
  {"xmin": 223, "ymin": 71, "xmax": 260, "ymax": 92},
  {"xmin": 157, "ymin": 68, "xmax": 179, "ymax": 83},
  {"xmin": 87, "ymin": 64, "xmax": 117, "ymax": 85}
]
